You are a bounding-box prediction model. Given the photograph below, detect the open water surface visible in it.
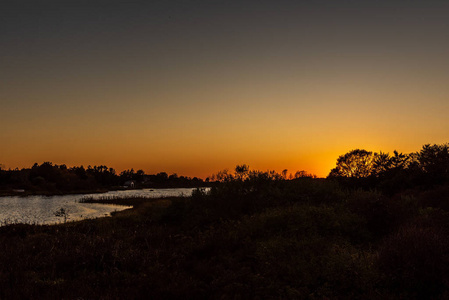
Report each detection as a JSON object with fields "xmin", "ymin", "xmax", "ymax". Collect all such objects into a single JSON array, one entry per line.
[{"xmin": 0, "ymin": 188, "xmax": 201, "ymax": 226}]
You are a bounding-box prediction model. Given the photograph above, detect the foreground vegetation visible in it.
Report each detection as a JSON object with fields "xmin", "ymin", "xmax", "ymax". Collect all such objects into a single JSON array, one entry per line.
[
  {"xmin": 0, "ymin": 181, "xmax": 449, "ymax": 298},
  {"xmin": 1, "ymin": 142, "xmax": 449, "ymax": 299}
]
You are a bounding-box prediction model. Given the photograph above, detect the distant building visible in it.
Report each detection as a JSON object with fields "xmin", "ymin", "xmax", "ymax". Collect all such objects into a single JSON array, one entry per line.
[{"xmin": 124, "ymin": 180, "xmax": 136, "ymax": 188}]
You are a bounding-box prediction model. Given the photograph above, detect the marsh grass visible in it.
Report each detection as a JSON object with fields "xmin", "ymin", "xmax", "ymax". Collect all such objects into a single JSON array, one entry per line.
[{"xmin": 0, "ymin": 179, "xmax": 448, "ymax": 299}]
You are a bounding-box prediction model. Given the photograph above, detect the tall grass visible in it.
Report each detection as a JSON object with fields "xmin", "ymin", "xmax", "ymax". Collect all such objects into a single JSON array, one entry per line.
[{"xmin": 0, "ymin": 175, "xmax": 448, "ymax": 298}]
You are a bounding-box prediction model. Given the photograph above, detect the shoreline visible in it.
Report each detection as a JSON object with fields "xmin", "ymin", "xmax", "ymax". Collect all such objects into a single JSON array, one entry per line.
[
  {"xmin": 0, "ymin": 185, "xmax": 211, "ymax": 197},
  {"xmin": 0, "ymin": 188, "xmax": 112, "ymax": 197}
]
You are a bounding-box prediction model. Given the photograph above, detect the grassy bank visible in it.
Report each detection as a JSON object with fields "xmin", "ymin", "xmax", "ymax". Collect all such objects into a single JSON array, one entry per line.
[{"xmin": 1, "ymin": 178, "xmax": 449, "ymax": 299}]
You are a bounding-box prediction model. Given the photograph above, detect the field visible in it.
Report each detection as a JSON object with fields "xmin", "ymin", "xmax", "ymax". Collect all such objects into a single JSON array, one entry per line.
[{"xmin": 1, "ymin": 174, "xmax": 449, "ymax": 299}]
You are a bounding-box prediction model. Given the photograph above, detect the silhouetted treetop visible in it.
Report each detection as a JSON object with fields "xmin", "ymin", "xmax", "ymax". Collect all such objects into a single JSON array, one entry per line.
[
  {"xmin": 419, "ymin": 144, "xmax": 449, "ymax": 173},
  {"xmin": 417, "ymin": 143, "xmax": 449, "ymax": 184},
  {"xmin": 329, "ymin": 149, "xmax": 375, "ymax": 178}
]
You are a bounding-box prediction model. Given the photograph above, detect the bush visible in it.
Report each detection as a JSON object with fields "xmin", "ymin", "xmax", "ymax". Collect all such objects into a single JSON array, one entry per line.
[
  {"xmin": 416, "ymin": 184, "xmax": 449, "ymax": 211},
  {"xmin": 378, "ymin": 223, "xmax": 449, "ymax": 299},
  {"xmin": 346, "ymin": 190, "xmax": 419, "ymax": 240}
]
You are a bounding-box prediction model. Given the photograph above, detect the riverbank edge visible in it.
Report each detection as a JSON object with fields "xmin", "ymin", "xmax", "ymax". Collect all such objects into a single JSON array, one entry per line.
[
  {"xmin": 0, "ymin": 188, "xmax": 115, "ymax": 197},
  {"xmin": 0, "ymin": 185, "xmax": 210, "ymax": 197}
]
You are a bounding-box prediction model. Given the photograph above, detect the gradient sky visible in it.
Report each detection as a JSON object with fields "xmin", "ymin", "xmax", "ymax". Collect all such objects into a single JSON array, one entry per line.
[{"xmin": 1, "ymin": 0, "xmax": 449, "ymax": 178}]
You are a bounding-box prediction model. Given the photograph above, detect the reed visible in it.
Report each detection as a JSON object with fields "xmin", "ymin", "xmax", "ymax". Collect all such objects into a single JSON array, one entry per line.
[{"xmin": 0, "ymin": 173, "xmax": 448, "ymax": 299}]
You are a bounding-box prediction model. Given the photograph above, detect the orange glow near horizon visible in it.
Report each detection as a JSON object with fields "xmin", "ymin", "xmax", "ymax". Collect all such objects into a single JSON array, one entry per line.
[{"xmin": 1, "ymin": 2, "xmax": 448, "ymax": 178}]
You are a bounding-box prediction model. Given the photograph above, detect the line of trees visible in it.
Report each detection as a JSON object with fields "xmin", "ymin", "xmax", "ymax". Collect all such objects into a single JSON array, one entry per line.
[
  {"xmin": 328, "ymin": 143, "xmax": 449, "ymax": 193},
  {"xmin": 0, "ymin": 162, "xmax": 205, "ymax": 194},
  {"xmin": 2, "ymin": 142, "xmax": 447, "ymax": 195},
  {"xmin": 208, "ymin": 164, "xmax": 316, "ymax": 183}
]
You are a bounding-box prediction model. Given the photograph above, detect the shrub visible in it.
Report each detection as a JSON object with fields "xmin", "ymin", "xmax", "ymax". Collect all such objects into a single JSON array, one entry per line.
[
  {"xmin": 377, "ymin": 223, "xmax": 449, "ymax": 299},
  {"xmin": 346, "ymin": 190, "xmax": 419, "ymax": 240}
]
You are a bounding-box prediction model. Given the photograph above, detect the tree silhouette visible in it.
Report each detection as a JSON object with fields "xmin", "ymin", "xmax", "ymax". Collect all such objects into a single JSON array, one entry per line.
[
  {"xmin": 329, "ymin": 149, "xmax": 375, "ymax": 178},
  {"xmin": 371, "ymin": 151, "xmax": 392, "ymax": 177},
  {"xmin": 281, "ymin": 169, "xmax": 288, "ymax": 179},
  {"xmin": 418, "ymin": 143, "xmax": 449, "ymax": 184},
  {"xmin": 294, "ymin": 170, "xmax": 316, "ymax": 178},
  {"xmin": 371, "ymin": 151, "xmax": 411, "ymax": 176},
  {"xmin": 390, "ymin": 150, "xmax": 410, "ymax": 170},
  {"xmin": 235, "ymin": 164, "xmax": 250, "ymax": 180}
]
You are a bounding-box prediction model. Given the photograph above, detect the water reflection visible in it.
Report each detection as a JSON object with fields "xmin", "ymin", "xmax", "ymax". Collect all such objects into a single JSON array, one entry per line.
[{"xmin": 0, "ymin": 188, "xmax": 201, "ymax": 226}]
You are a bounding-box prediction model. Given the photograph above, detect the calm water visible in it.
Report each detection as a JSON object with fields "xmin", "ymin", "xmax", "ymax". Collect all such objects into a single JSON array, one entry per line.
[{"xmin": 0, "ymin": 188, "xmax": 201, "ymax": 226}]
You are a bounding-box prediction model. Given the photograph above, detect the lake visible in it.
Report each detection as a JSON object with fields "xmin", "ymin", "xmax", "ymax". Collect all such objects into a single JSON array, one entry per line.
[{"xmin": 0, "ymin": 188, "xmax": 201, "ymax": 226}]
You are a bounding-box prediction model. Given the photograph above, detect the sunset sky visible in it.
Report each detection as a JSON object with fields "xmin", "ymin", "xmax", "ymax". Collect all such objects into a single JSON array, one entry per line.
[{"xmin": 1, "ymin": 0, "xmax": 448, "ymax": 178}]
